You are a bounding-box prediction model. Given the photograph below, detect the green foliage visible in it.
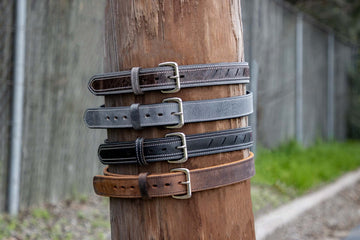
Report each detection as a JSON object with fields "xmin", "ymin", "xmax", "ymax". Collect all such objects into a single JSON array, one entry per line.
[
  {"xmin": 253, "ymin": 140, "xmax": 360, "ymax": 195},
  {"xmin": 286, "ymin": 0, "xmax": 360, "ymax": 43}
]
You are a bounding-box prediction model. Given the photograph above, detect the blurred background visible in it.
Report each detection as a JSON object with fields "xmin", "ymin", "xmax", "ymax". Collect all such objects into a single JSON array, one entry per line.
[{"xmin": 0, "ymin": 0, "xmax": 359, "ymax": 238}]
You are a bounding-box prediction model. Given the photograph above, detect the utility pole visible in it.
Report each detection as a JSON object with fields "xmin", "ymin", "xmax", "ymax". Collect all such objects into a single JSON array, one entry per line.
[{"xmin": 103, "ymin": 1, "xmax": 255, "ymax": 239}]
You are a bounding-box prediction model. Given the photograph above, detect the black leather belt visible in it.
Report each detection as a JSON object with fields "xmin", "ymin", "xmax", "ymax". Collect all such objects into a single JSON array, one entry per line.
[
  {"xmin": 98, "ymin": 127, "xmax": 253, "ymax": 165},
  {"xmin": 84, "ymin": 92, "xmax": 253, "ymax": 129},
  {"xmin": 88, "ymin": 62, "xmax": 250, "ymax": 95}
]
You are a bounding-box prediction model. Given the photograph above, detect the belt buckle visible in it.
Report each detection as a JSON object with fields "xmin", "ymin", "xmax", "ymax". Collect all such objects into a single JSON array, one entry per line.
[
  {"xmin": 162, "ymin": 97, "xmax": 184, "ymax": 128},
  {"xmin": 165, "ymin": 132, "xmax": 188, "ymax": 163},
  {"xmin": 170, "ymin": 168, "xmax": 191, "ymax": 199},
  {"xmin": 159, "ymin": 62, "xmax": 181, "ymax": 93}
]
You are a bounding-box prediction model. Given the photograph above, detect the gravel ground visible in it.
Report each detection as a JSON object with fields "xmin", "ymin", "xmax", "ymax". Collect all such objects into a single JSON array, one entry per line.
[
  {"xmin": 265, "ymin": 180, "xmax": 360, "ymax": 240},
  {"xmin": 1, "ymin": 180, "xmax": 359, "ymax": 239},
  {"xmin": 0, "ymin": 196, "xmax": 111, "ymax": 240}
]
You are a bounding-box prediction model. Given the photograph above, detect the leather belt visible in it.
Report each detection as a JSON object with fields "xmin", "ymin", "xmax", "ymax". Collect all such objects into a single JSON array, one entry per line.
[
  {"xmin": 93, "ymin": 152, "xmax": 255, "ymax": 199},
  {"xmin": 98, "ymin": 127, "xmax": 253, "ymax": 165},
  {"xmin": 88, "ymin": 62, "xmax": 250, "ymax": 95},
  {"xmin": 84, "ymin": 92, "xmax": 253, "ymax": 129}
]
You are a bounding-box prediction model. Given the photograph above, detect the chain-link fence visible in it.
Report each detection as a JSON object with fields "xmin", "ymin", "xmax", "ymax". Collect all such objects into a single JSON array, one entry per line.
[
  {"xmin": 19, "ymin": 0, "xmax": 106, "ymax": 208},
  {"xmin": 1, "ymin": 0, "xmax": 107, "ymax": 211},
  {"xmin": 242, "ymin": 0, "xmax": 356, "ymax": 148}
]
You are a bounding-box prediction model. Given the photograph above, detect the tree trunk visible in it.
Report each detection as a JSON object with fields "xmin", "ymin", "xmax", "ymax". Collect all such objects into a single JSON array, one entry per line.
[{"xmin": 103, "ymin": 0, "xmax": 255, "ymax": 239}]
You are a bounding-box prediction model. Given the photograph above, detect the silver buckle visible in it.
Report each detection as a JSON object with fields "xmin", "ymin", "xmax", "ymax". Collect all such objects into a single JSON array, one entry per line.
[
  {"xmin": 165, "ymin": 132, "xmax": 188, "ymax": 163},
  {"xmin": 159, "ymin": 62, "xmax": 181, "ymax": 93},
  {"xmin": 170, "ymin": 168, "xmax": 191, "ymax": 199},
  {"xmin": 162, "ymin": 97, "xmax": 184, "ymax": 128}
]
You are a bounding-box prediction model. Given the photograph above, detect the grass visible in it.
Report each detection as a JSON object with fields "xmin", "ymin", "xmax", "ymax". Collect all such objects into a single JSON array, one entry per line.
[
  {"xmin": 0, "ymin": 215, "xmax": 18, "ymax": 239},
  {"xmin": 31, "ymin": 208, "xmax": 51, "ymax": 220},
  {"xmin": 253, "ymin": 140, "xmax": 360, "ymax": 195}
]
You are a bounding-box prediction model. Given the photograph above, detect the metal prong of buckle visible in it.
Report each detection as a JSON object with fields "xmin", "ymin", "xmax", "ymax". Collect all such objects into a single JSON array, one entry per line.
[
  {"xmin": 165, "ymin": 132, "xmax": 188, "ymax": 163},
  {"xmin": 159, "ymin": 62, "xmax": 181, "ymax": 93},
  {"xmin": 162, "ymin": 97, "xmax": 184, "ymax": 128},
  {"xmin": 170, "ymin": 168, "xmax": 191, "ymax": 199}
]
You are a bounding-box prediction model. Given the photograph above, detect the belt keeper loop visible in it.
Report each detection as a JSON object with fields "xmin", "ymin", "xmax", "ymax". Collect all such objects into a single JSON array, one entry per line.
[
  {"xmin": 131, "ymin": 67, "xmax": 143, "ymax": 95},
  {"xmin": 130, "ymin": 103, "xmax": 142, "ymax": 130},
  {"xmin": 135, "ymin": 137, "xmax": 148, "ymax": 166},
  {"xmin": 138, "ymin": 172, "xmax": 150, "ymax": 199}
]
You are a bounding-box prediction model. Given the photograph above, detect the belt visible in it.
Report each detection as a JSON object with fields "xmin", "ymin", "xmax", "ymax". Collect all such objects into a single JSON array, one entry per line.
[
  {"xmin": 93, "ymin": 152, "xmax": 255, "ymax": 199},
  {"xmin": 98, "ymin": 127, "xmax": 253, "ymax": 165},
  {"xmin": 84, "ymin": 92, "xmax": 253, "ymax": 129},
  {"xmin": 88, "ymin": 62, "xmax": 250, "ymax": 95}
]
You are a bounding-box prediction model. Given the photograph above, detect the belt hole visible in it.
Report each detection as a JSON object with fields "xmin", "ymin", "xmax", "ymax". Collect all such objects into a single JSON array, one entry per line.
[
  {"xmin": 177, "ymin": 181, "xmax": 182, "ymax": 184},
  {"xmin": 130, "ymin": 186, "xmax": 135, "ymax": 190},
  {"xmin": 180, "ymin": 75, "xmax": 184, "ymax": 78},
  {"xmin": 106, "ymin": 116, "xmax": 110, "ymax": 120},
  {"xmin": 162, "ymin": 148, "xmax": 167, "ymax": 151},
  {"xmin": 123, "ymin": 115, "xmax": 127, "ymax": 120},
  {"xmin": 121, "ymin": 186, "xmax": 126, "ymax": 190},
  {"xmin": 152, "ymin": 184, "xmax": 158, "ymax": 188},
  {"xmin": 113, "ymin": 185, "xmax": 118, "ymax": 190},
  {"xmin": 114, "ymin": 116, "xmax": 118, "ymax": 120},
  {"xmin": 158, "ymin": 113, "xmax": 163, "ymax": 117},
  {"xmin": 165, "ymin": 183, "xmax": 170, "ymax": 187},
  {"xmin": 171, "ymin": 112, "xmax": 175, "ymax": 115},
  {"xmin": 145, "ymin": 113, "xmax": 150, "ymax": 118}
]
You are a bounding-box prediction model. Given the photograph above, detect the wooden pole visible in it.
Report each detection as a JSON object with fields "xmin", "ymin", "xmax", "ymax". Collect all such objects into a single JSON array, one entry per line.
[{"xmin": 104, "ymin": 1, "xmax": 255, "ymax": 239}]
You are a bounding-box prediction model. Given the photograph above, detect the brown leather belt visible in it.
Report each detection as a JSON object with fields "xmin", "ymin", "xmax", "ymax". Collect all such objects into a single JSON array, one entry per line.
[
  {"xmin": 88, "ymin": 62, "xmax": 250, "ymax": 95},
  {"xmin": 93, "ymin": 152, "xmax": 254, "ymax": 199}
]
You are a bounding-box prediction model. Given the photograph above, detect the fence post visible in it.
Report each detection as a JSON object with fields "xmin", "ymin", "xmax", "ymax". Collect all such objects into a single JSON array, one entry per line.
[
  {"xmin": 8, "ymin": 0, "xmax": 27, "ymax": 215},
  {"xmin": 250, "ymin": 60, "xmax": 258, "ymax": 155},
  {"xmin": 296, "ymin": 13, "xmax": 303, "ymax": 144},
  {"xmin": 327, "ymin": 32, "xmax": 335, "ymax": 140},
  {"xmin": 103, "ymin": 1, "xmax": 255, "ymax": 239}
]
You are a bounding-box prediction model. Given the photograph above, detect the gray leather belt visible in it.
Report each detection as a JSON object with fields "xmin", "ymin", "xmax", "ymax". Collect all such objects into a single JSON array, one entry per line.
[
  {"xmin": 88, "ymin": 62, "xmax": 250, "ymax": 95},
  {"xmin": 84, "ymin": 92, "xmax": 253, "ymax": 129},
  {"xmin": 98, "ymin": 127, "xmax": 253, "ymax": 165}
]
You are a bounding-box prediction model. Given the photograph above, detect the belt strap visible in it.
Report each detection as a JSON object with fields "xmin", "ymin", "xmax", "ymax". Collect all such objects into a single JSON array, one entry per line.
[
  {"xmin": 93, "ymin": 152, "xmax": 255, "ymax": 199},
  {"xmin": 88, "ymin": 62, "xmax": 250, "ymax": 95},
  {"xmin": 98, "ymin": 127, "xmax": 253, "ymax": 165},
  {"xmin": 84, "ymin": 92, "xmax": 253, "ymax": 129}
]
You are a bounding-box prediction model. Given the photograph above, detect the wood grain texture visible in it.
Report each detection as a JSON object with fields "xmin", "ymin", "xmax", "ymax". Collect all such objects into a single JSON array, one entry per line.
[{"xmin": 104, "ymin": 0, "xmax": 255, "ymax": 239}]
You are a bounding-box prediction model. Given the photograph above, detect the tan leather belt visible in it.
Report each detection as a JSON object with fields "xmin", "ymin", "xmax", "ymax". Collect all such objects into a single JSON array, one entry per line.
[{"xmin": 93, "ymin": 152, "xmax": 254, "ymax": 199}]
